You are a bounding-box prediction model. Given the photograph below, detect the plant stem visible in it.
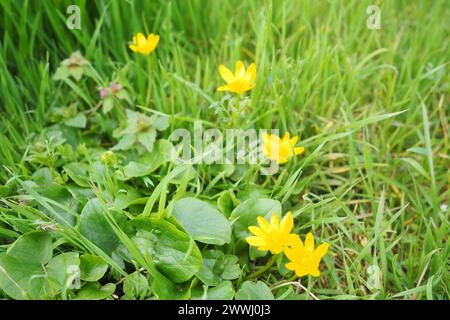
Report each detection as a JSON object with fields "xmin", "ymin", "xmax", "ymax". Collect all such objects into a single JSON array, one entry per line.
[
  {"xmin": 145, "ymin": 56, "xmax": 154, "ymax": 107},
  {"xmin": 244, "ymin": 254, "xmax": 278, "ymax": 280},
  {"xmin": 228, "ymin": 94, "xmax": 241, "ymax": 127}
]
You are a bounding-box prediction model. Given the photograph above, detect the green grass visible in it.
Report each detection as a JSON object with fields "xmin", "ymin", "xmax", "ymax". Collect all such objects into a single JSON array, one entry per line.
[{"xmin": 0, "ymin": 0, "xmax": 449, "ymax": 300}]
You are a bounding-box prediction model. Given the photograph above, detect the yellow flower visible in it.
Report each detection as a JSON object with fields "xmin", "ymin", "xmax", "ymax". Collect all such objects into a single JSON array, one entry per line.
[
  {"xmin": 129, "ymin": 33, "xmax": 160, "ymax": 55},
  {"xmin": 261, "ymin": 132, "xmax": 305, "ymax": 164},
  {"xmin": 246, "ymin": 212, "xmax": 299, "ymax": 254},
  {"xmin": 284, "ymin": 233, "xmax": 329, "ymax": 277},
  {"xmin": 217, "ymin": 60, "xmax": 256, "ymax": 94}
]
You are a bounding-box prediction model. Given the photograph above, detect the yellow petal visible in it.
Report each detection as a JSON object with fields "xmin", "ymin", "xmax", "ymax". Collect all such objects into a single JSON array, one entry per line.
[
  {"xmin": 290, "ymin": 136, "xmax": 298, "ymax": 146},
  {"xmin": 295, "ymin": 268, "xmax": 310, "ymax": 277},
  {"xmin": 219, "ymin": 64, "xmax": 235, "ymax": 83},
  {"xmin": 285, "ymin": 262, "xmax": 297, "ymax": 271},
  {"xmin": 314, "ymin": 243, "xmax": 329, "ymax": 259},
  {"xmin": 278, "ymin": 154, "xmax": 289, "ymax": 164},
  {"xmin": 245, "ymin": 63, "xmax": 256, "ymax": 82},
  {"xmin": 246, "ymin": 236, "xmax": 266, "ymax": 247},
  {"xmin": 294, "ymin": 147, "xmax": 305, "ymax": 155},
  {"xmin": 137, "ymin": 32, "xmax": 146, "ymax": 44},
  {"xmin": 262, "ymin": 133, "xmax": 271, "ymax": 145},
  {"xmin": 154, "ymin": 35, "xmax": 160, "ymax": 46},
  {"xmin": 282, "ymin": 132, "xmax": 291, "ymax": 142},
  {"xmin": 280, "ymin": 211, "xmax": 293, "ymax": 234},
  {"xmin": 270, "ymin": 244, "xmax": 283, "ymax": 254},
  {"xmin": 310, "ymin": 268, "xmax": 321, "ymax": 277},
  {"xmin": 217, "ymin": 85, "xmax": 230, "ymax": 92},
  {"xmin": 129, "ymin": 44, "xmax": 138, "ymax": 52},
  {"xmin": 148, "ymin": 34, "xmax": 160, "ymax": 52},
  {"xmin": 248, "ymin": 226, "xmax": 265, "ymax": 237},
  {"xmin": 257, "ymin": 216, "xmax": 271, "ymax": 232},
  {"xmin": 258, "ymin": 245, "xmax": 271, "ymax": 251},
  {"xmin": 305, "ymin": 233, "xmax": 315, "ymax": 252},
  {"xmin": 270, "ymin": 213, "xmax": 279, "ymax": 227},
  {"xmin": 283, "ymin": 245, "xmax": 300, "ymax": 262},
  {"xmin": 286, "ymin": 233, "xmax": 301, "ymax": 247},
  {"xmin": 235, "ymin": 60, "xmax": 245, "ymax": 77},
  {"xmin": 133, "ymin": 36, "xmax": 137, "ymax": 44}
]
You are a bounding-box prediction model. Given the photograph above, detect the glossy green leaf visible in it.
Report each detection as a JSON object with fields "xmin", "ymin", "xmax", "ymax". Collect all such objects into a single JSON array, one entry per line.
[
  {"xmin": 235, "ymin": 281, "xmax": 274, "ymax": 300},
  {"xmin": 123, "ymin": 271, "xmax": 148, "ymax": 299},
  {"xmin": 63, "ymin": 162, "xmax": 91, "ymax": 187},
  {"xmin": 196, "ymin": 250, "xmax": 224, "ymax": 286},
  {"xmin": 46, "ymin": 252, "xmax": 80, "ymax": 290},
  {"xmin": 132, "ymin": 217, "xmax": 202, "ymax": 283},
  {"xmin": 76, "ymin": 282, "xmax": 116, "ymax": 300},
  {"xmin": 79, "ymin": 198, "xmax": 128, "ymax": 254},
  {"xmin": 208, "ymin": 281, "xmax": 235, "ymax": 300},
  {"xmin": 171, "ymin": 197, "xmax": 231, "ymax": 245},
  {"xmin": 122, "ymin": 139, "xmax": 174, "ymax": 179},
  {"xmin": 0, "ymin": 254, "xmax": 45, "ymax": 300},
  {"xmin": 6, "ymin": 232, "xmax": 53, "ymax": 265},
  {"xmin": 80, "ymin": 254, "xmax": 108, "ymax": 282}
]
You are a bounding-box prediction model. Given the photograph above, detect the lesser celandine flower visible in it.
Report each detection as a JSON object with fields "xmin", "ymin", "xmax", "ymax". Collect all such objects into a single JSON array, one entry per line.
[
  {"xmin": 218, "ymin": 60, "xmax": 256, "ymax": 94},
  {"xmin": 129, "ymin": 33, "xmax": 160, "ymax": 55},
  {"xmin": 284, "ymin": 233, "xmax": 329, "ymax": 277},
  {"xmin": 261, "ymin": 132, "xmax": 305, "ymax": 164},
  {"xmin": 246, "ymin": 212, "xmax": 299, "ymax": 254}
]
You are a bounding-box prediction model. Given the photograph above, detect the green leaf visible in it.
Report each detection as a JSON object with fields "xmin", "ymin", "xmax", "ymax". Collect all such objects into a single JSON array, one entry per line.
[
  {"xmin": 132, "ymin": 217, "xmax": 202, "ymax": 283},
  {"xmin": 196, "ymin": 250, "xmax": 224, "ymax": 286},
  {"xmin": 151, "ymin": 270, "xmax": 191, "ymax": 299},
  {"xmin": 152, "ymin": 115, "xmax": 169, "ymax": 131},
  {"xmin": 207, "ymin": 281, "xmax": 235, "ymax": 300},
  {"xmin": 137, "ymin": 128, "xmax": 156, "ymax": 152},
  {"xmin": 221, "ymin": 255, "xmax": 241, "ymax": 280},
  {"xmin": 196, "ymin": 251, "xmax": 240, "ymax": 286},
  {"xmin": 235, "ymin": 281, "xmax": 274, "ymax": 300},
  {"xmin": 171, "ymin": 197, "xmax": 231, "ymax": 245},
  {"xmin": 63, "ymin": 162, "xmax": 91, "ymax": 187},
  {"xmin": 121, "ymin": 140, "xmax": 174, "ymax": 179},
  {"xmin": 53, "ymin": 66, "xmax": 70, "ymax": 81},
  {"xmin": 217, "ymin": 191, "xmax": 234, "ymax": 218},
  {"xmin": 123, "ymin": 109, "xmax": 141, "ymax": 133},
  {"xmin": 113, "ymin": 189, "xmax": 144, "ymax": 210},
  {"xmin": 76, "ymin": 282, "xmax": 116, "ymax": 300},
  {"xmin": 64, "ymin": 113, "xmax": 87, "ymax": 128},
  {"xmin": 37, "ymin": 183, "xmax": 78, "ymax": 226},
  {"xmin": 79, "ymin": 198, "xmax": 128, "ymax": 254},
  {"xmin": 70, "ymin": 66, "xmax": 84, "ymax": 82},
  {"xmin": 123, "ymin": 271, "xmax": 148, "ymax": 299},
  {"xmin": 80, "ymin": 254, "xmax": 108, "ymax": 282},
  {"xmin": 102, "ymin": 96, "xmax": 114, "ymax": 113},
  {"xmin": 230, "ymin": 198, "xmax": 281, "ymax": 241},
  {"xmin": 0, "ymin": 254, "xmax": 45, "ymax": 299},
  {"xmin": 46, "ymin": 252, "xmax": 80, "ymax": 289},
  {"xmin": 112, "ymin": 133, "xmax": 136, "ymax": 151},
  {"xmin": 6, "ymin": 232, "xmax": 53, "ymax": 265}
]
